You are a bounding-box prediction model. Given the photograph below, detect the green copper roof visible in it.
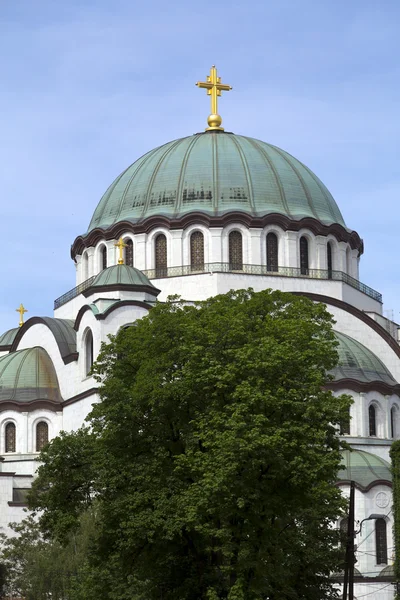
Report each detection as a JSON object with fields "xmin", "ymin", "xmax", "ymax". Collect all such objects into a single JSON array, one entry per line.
[
  {"xmin": 88, "ymin": 132, "xmax": 346, "ymax": 231},
  {"xmin": 338, "ymin": 450, "xmax": 392, "ymax": 488},
  {"xmin": 91, "ymin": 264, "xmax": 157, "ymax": 289},
  {"xmin": 332, "ymin": 331, "xmax": 397, "ymax": 386},
  {"xmin": 0, "ymin": 347, "xmax": 61, "ymax": 404},
  {"xmin": 0, "ymin": 327, "xmax": 19, "ymax": 347}
]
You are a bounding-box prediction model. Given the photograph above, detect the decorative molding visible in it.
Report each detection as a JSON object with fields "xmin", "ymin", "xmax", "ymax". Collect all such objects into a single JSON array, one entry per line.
[
  {"xmin": 292, "ymin": 292, "xmax": 400, "ymax": 361},
  {"xmin": 83, "ymin": 283, "xmax": 160, "ymax": 298},
  {"xmin": 74, "ymin": 301, "xmax": 152, "ymax": 331},
  {"xmin": 71, "ymin": 212, "xmax": 364, "ymax": 259},
  {"xmin": 10, "ymin": 317, "xmax": 78, "ymax": 365},
  {"xmin": 61, "ymin": 387, "xmax": 98, "ymax": 407},
  {"xmin": 327, "ymin": 378, "xmax": 400, "ymax": 395},
  {"xmin": 336, "ymin": 479, "xmax": 392, "ymax": 493},
  {"xmin": 0, "ymin": 400, "xmax": 63, "ymax": 413}
]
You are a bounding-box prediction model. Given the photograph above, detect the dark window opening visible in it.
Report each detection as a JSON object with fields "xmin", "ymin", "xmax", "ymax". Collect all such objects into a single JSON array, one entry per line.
[
  {"xmin": 369, "ymin": 405, "xmax": 376, "ymax": 437},
  {"xmin": 266, "ymin": 233, "xmax": 278, "ymax": 272},
  {"xmin": 155, "ymin": 234, "xmax": 167, "ymax": 277},
  {"xmin": 85, "ymin": 329, "xmax": 94, "ymax": 376},
  {"xmin": 229, "ymin": 231, "xmax": 243, "ymax": 270},
  {"xmin": 375, "ymin": 519, "xmax": 388, "ymax": 564},
  {"xmin": 327, "ymin": 242, "xmax": 333, "ymax": 279},
  {"xmin": 5, "ymin": 422, "xmax": 16, "ymax": 453},
  {"xmin": 340, "ymin": 407, "xmax": 351, "ymax": 435},
  {"xmin": 300, "ymin": 237, "xmax": 309, "ymax": 275},
  {"xmin": 125, "ymin": 239, "xmax": 133, "ymax": 267},
  {"xmin": 190, "ymin": 231, "xmax": 204, "ymax": 271},
  {"xmin": 101, "ymin": 246, "xmax": 107, "ymax": 271},
  {"xmin": 36, "ymin": 421, "xmax": 49, "ymax": 451}
]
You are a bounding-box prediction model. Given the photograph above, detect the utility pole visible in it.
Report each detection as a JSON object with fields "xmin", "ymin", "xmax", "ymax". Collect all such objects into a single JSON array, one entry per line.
[{"xmin": 342, "ymin": 481, "xmax": 355, "ymax": 600}]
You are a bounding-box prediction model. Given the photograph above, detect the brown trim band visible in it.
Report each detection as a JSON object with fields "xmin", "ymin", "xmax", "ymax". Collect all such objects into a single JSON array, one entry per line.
[
  {"xmin": 83, "ymin": 283, "xmax": 160, "ymax": 298},
  {"xmin": 292, "ymin": 292, "xmax": 400, "ymax": 361},
  {"xmin": 71, "ymin": 212, "xmax": 363, "ymax": 259},
  {"xmin": 10, "ymin": 317, "xmax": 78, "ymax": 365},
  {"xmin": 74, "ymin": 300, "xmax": 152, "ymax": 331},
  {"xmin": 0, "ymin": 400, "xmax": 63, "ymax": 413},
  {"xmin": 336, "ymin": 479, "xmax": 392, "ymax": 493},
  {"xmin": 327, "ymin": 378, "xmax": 400, "ymax": 395},
  {"xmin": 62, "ymin": 387, "xmax": 98, "ymax": 407}
]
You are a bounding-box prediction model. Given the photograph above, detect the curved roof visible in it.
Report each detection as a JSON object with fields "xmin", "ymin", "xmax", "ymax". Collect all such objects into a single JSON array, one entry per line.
[
  {"xmin": 91, "ymin": 265, "xmax": 158, "ymax": 290},
  {"xmin": 10, "ymin": 317, "xmax": 77, "ymax": 364},
  {"xmin": 332, "ymin": 331, "xmax": 397, "ymax": 386},
  {"xmin": 0, "ymin": 347, "xmax": 62, "ymax": 404},
  {"xmin": 338, "ymin": 449, "xmax": 392, "ymax": 489},
  {"xmin": 88, "ymin": 132, "xmax": 346, "ymax": 232},
  {"xmin": 0, "ymin": 327, "xmax": 19, "ymax": 348}
]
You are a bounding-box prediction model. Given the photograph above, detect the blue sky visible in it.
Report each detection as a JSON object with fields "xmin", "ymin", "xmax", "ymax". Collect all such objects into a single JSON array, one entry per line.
[{"xmin": 0, "ymin": 0, "xmax": 399, "ymax": 332}]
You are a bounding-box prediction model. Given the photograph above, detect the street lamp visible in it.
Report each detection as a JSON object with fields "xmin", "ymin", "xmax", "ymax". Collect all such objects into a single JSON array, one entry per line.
[{"xmin": 357, "ymin": 513, "xmax": 386, "ymax": 535}]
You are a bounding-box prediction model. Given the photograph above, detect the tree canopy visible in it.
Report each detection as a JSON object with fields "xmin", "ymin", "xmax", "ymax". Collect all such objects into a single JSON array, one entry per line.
[{"xmin": 24, "ymin": 289, "xmax": 350, "ymax": 600}]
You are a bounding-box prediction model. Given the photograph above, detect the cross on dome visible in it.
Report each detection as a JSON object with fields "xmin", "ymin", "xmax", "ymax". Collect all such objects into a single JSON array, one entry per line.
[
  {"xmin": 196, "ymin": 65, "xmax": 232, "ymax": 131},
  {"xmin": 115, "ymin": 237, "xmax": 127, "ymax": 265},
  {"xmin": 16, "ymin": 303, "xmax": 27, "ymax": 327}
]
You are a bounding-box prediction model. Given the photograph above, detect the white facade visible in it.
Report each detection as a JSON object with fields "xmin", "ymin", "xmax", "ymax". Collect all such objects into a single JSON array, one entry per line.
[{"xmin": 0, "ymin": 157, "xmax": 397, "ymax": 599}]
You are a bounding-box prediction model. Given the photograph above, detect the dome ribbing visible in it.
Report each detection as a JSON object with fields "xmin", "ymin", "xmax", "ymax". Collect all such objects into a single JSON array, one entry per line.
[{"xmin": 88, "ymin": 132, "xmax": 345, "ymax": 232}]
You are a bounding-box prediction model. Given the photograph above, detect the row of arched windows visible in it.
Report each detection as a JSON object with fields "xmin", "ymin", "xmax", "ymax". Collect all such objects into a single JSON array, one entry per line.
[
  {"xmin": 340, "ymin": 404, "xmax": 398, "ymax": 438},
  {"xmin": 90, "ymin": 234, "xmax": 341, "ymax": 277},
  {"xmin": 4, "ymin": 421, "xmax": 49, "ymax": 453},
  {"xmin": 340, "ymin": 517, "xmax": 388, "ymax": 565}
]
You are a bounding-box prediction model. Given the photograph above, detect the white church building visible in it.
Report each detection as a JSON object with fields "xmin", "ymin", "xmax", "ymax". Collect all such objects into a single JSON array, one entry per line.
[{"xmin": 0, "ymin": 68, "xmax": 397, "ymax": 599}]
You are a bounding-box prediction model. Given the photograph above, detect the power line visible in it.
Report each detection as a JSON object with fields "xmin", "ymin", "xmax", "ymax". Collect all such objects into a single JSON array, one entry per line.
[{"xmin": 354, "ymin": 583, "xmax": 393, "ymax": 598}]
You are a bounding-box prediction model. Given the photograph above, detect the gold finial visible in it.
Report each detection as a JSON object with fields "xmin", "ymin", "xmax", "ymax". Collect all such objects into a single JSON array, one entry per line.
[
  {"xmin": 196, "ymin": 65, "xmax": 232, "ymax": 131},
  {"xmin": 114, "ymin": 237, "xmax": 127, "ymax": 265},
  {"xmin": 16, "ymin": 303, "xmax": 27, "ymax": 327}
]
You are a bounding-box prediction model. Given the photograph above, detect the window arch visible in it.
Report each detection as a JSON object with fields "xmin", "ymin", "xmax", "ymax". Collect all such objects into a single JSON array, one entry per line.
[
  {"xmin": 190, "ymin": 231, "xmax": 204, "ymax": 271},
  {"xmin": 100, "ymin": 245, "xmax": 107, "ymax": 271},
  {"xmin": 82, "ymin": 252, "xmax": 89, "ymax": 280},
  {"xmin": 36, "ymin": 421, "xmax": 49, "ymax": 452},
  {"xmin": 125, "ymin": 238, "xmax": 133, "ymax": 267},
  {"xmin": 5, "ymin": 422, "xmax": 16, "ymax": 453},
  {"xmin": 300, "ymin": 237, "xmax": 309, "ymax": 275},
  {"xmin": 391, "ymin": 406, "xmax": 397, "ymax": 439},
  {"xmin": 327, "ymin": 242, "xmax": 333, "ymax": 279},
  {"xmin": 346, "ymin": 247, "xmax": 352, "ymax": 276},
  {"xmin": 266, "ymin": 232, "xmax": 278, "ymax": 272},
  {"xmin": 340, "ymin": 406, "xmax": 351, "ymax": 435},
  {"xmin": 85, "ymin": 329, "xmax": 94, "ymax": 376},
  {"xmin": 229, "ymin": 231, "xmax": 243, "ymax": 270},
  {"xmin": 155, "ymin": 234, "xmax": 167, "ymax": 277},
  {"xmin": 368, "ymin": 404, "xmax": 377, "ymax": 437},
  {"xmin": 375, "ymin": 519, "xmax": 388, "ymax": 564}
]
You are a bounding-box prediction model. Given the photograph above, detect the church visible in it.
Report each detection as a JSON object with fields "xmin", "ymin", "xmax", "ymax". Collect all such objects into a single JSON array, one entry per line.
[{"xmin": 0, "ymin": 67, "xmax": 397, "ymax": 599}]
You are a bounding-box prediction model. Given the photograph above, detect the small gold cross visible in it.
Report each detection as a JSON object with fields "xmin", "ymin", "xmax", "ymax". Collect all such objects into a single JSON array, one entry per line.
[
  {"xmin": 196, "ymin": 65, "xmax": 232, "ymax": 131},
  {"xmin": 114, "ymin": 237, "xmax": 127, "ymax": 265},
  {"xmin": 16, "ymin": 303, "xmax": 28, "ymax": 327}
]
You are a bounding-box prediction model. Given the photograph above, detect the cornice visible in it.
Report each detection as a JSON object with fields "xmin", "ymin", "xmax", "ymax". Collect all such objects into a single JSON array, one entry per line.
[
  {"xmin": 327, "ymin": 378, "xmax": 400, "ymax": 395},
  {"xmin": 292, "ymin": 292, "xmax": 400, "ymax": 361},
  {"xmin": 83, "ymin": 283, "xmax": 160, "ymax": 298},
  {"xmin": 71, "ymin": 212, "xmax": 364, "ymax": 259},
  {"xmin": 336, "ymin": 479, "xmax": 392, "ymax": 493},
  {"xmin": 0, "ymin": 400, "xmax": 63, "ymax": 413},
  {"xmin": 62, "ymin": 387, "xmax": 98, "ymax": 407},
  {"xmin": 74, "ymin": 300, "xmax": 152, "ymax": 331}
]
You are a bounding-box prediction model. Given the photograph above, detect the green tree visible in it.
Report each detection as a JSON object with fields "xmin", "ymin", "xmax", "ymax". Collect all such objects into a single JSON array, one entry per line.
[
  {"xmin": 390, "ymin": 440, "xmax": 400, "ymax": 599},
  {"xmin": 30, "ymin": 289, "xmax": 351, "ymax": 600}
]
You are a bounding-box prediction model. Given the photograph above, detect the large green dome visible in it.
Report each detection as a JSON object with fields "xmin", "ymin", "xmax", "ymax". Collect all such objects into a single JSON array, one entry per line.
[{"xmin": 88, "ymin": 132, "xmax": 346, "ymax": 232}]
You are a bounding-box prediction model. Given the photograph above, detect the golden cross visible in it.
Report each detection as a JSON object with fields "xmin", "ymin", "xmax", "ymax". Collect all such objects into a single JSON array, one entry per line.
[
  {"xmin": 196, "ymin": 65, "xmax": 232, "ymax": 131},
  {"xmin": 114, "ymin": 237, "xmax": 127, "ymax": 265},
  {"xmin": 16, "ymin": 303, "xmax": 27, "ymax": 327}
]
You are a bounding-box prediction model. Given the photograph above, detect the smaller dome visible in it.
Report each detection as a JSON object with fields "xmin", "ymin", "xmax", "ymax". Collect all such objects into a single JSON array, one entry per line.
[
  {"xmin": 338, "ymin": 450, "xmax": 392, "ymax": 489},
  {"xmin": 332, "ymin": 331, "xmax": 397, "ymax": 386},
  {"xmin": 0, "ymin": 347, "xmax": 61, "ymax": 404},
  {"xmin": 0, "ymin": 327, "xmax": 19, "ymax": 348},
  {"xmin": 92, "ymin": 264, "xmax": 156, "ymax": 289}
]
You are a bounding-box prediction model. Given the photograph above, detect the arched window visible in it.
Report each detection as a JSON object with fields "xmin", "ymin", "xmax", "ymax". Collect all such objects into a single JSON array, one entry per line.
[
  {"xmin": 300, "ymin": 237, "xmax": 309, "ymax": 275},
  {"xmin": 346, "ymin": 247, "xmax": 352, "ymax": 276},
  {"xmin": 339, "ymin": 517, "xmax": 348, "ymax": 552},
  {"xmin": 125, "ymin": 239, "xmax": 133, "ymax": 267},
  {"xmin": 85, "ymin": 329, "xmax": 94, "ymax": 376},
  {"xmin": 190, "ymin": 231, "xmax": 204, "ymax": 271},
  {"xmin": 155, "ymin": 234, "xmax": 167, "ymax": 277},
  {"xmin": 36, "ymin": 421, "xmax": 49, "ymax": 452},
  {"xmin": 266, "ymin": 233, "xmax": 278, "ymax": 272},
  {"xmin": 391, "ymin": 407, "xmax": 397, "ymax": 439},
  {"xmin": 82, "ymin": 252, "xmax": 89, "ymax": 280},
  {"xmin": 229, "ymin": 231, "xmax": 243, "ymax": 270},
  {"xmin": 375, "ymin": 519, "xmax": 388, "ymax": 564},
  {"xmin": 327, "ymin": 242, "xmax": 333, "ymax": 279},
  {"xmin": 340, "ymin": 407, "xmax": 351, "ymax": 435},
  {"xmin": 100, "ymin": 246, "xmax": 107, "ymax": 271},
  {"xmin": 5, "ymin": 422, "xmax": 16, "ymax": 453},
  {"xmin": 369, "ymin": 405, "xmax": 376, "ymax": 437}
]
